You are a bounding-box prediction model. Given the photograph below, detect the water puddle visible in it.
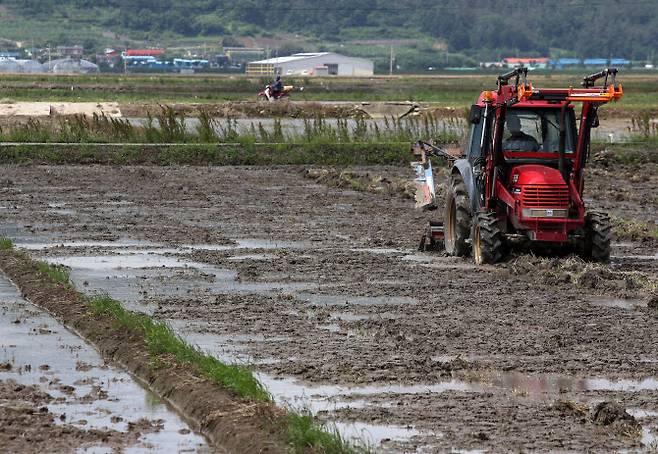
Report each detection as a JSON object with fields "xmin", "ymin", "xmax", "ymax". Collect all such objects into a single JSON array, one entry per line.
[
  {"xmin": 642, "ymin": 428, "xmax": 658, "ymax": 448},
  {"xmin": 17, "ymin": 239, "xmax": 156, "ymax": 251},
  {"xmin": 477, "ymin": 372, "xmax": 658, "ymax": 395},
  {"xmin": 41, "ymin": 250, "xmax": 316, "ymax": 311},
  {"xmin": 165, "ymin": 321, "xmax": 283, "ymax": 365},
  {"xmin": 0, "ymin": 274, "xmax": 209, "ymax": 452},
  {"xmin": 612, "ymin": 252, "xmax": 658, "ymax": 261},
  {"xmin": 330, "ymin": 312, "xmax": 372, "ymax": 322},
  {"xmin": 589, "ymin": 298, "xmax": 647, "ymax": 310},
  {"xmin": 350, "ymin": 247, "xmax": 404, "ymax": 255},
  {"xmin": 628, "ymin": 408, "xmax": 658, "ymax": 418},
  {"xmin": 46, "ymin": 208, "xmax": 77, "ymax": 216},
  {"xmin": 44, "ymin": 254, "xmax": 189, "ymax": 270},
  {"xmin": 297, "ymin": 292, "xmax": 416, "ymax": 306},
  {"xmin": 317, "ymin": 323, "xmax": 341, "ymax": 333},
  {"xmin": 182, "ymin": 238, "xmax": 310, "ymax": 251},
  {"xmin": 334, "ymin": 421, "xmax": 423, "ymax": 446},
  {"xmin": 256, "ymin": 373, "xmax": 476, "ymax": 414},
  {"xmin": 227, "ymin": 253, "xmax": 277, "ymax": 261}
]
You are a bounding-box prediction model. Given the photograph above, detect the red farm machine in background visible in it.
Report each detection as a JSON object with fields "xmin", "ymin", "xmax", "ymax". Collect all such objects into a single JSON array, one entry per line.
[{"xmin": 414, "ymin": 67, "xmax": 623, "ymax": 264}]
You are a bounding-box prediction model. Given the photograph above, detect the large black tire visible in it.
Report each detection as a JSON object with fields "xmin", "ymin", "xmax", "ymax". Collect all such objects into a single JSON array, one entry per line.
[
  {"xmin": 583, "ymin": 211, "xmax": 612, "ymax": 262},
  {"xmin": 472, "ymin": 212, "xmax": 506, "ymax": 265},
  {"xmin": 444, "ymin": 173, "xmax": 472, "ymax": 257}
]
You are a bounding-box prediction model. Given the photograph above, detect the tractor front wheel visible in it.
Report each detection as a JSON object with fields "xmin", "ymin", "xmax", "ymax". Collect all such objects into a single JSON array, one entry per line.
[
  {"xmin": 582, "ymin": 211, "xmax": 612, "ymax": 262},
  {"xmin": 472, "ymin": 212, "xmax": 506, "ymax": 265},
  {"xmin": 444, "ymin": 173, "xmax": 471, "ymax": 257}
]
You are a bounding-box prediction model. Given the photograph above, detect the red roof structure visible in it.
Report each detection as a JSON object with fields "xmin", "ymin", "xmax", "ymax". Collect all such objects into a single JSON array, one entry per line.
[
  {"xmin": 503, "ymin": 57, "xmax": 550, "ymax": 65},
  {"xmin": 124, "ymin": 49, "xmax": 165, "ymax": 57}
]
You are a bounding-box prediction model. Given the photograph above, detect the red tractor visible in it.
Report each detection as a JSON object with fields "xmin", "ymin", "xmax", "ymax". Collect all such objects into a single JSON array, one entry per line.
[{"xmin": 414, "ymin": 67, "xmax": 623, "ymax": 264}]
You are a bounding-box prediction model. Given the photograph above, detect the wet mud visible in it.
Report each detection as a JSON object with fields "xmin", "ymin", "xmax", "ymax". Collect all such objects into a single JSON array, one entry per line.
[
  {"xmin": 0, "ymin": 272, "xmax": 210, "ymax": 453},
  {"xmin": 0, "ymin": 163, "xmax": 656, "ymax": 451}
]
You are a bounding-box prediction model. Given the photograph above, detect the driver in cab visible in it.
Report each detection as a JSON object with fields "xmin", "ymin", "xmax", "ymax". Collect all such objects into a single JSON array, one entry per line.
[{"xmin": 503, "ymin": 115, "xmax": 540, "ymax": 151}]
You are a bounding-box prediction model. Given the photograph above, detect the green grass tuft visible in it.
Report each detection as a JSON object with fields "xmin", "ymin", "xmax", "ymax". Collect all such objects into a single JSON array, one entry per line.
[
  {"xmin": 36, "ymin": 261, "xmax": 70, "ymax": 284},
  {"xmin": 0, "ymin": 237, "xmax": 13, "ymax": 250},
  {"xmin": 285, "ymin": 412, "xmax": 371, "ymax": 454},
  {"xmin": 88, "ymin": 295, "xmax": 271, "ymax": 401}
]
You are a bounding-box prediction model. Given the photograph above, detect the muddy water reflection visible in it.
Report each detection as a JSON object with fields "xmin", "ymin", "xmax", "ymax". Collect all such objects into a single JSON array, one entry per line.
[
  {"xmin": 41, "ymin": 249, "xmax": 317, "ymax": 313},
  {"xmin": 482, "ymin": 372, "xmax": 658, "ymax": 395},
  {"xmin": 0, "ymin": 275, "xmax": 209, "ymax": 452}
]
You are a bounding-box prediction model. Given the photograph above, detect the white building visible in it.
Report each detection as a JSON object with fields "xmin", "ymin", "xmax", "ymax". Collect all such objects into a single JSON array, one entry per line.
[
  {"xmin": 0, "ymin": 59, "xmax": 45, "ymax": 73},
  {"xmin": 246, "ymin": 52, "xmax": 374, "ymax": 76},
  {"xmin": 43, "ymin": 57, "xmax": 99, "ymax": 74}
]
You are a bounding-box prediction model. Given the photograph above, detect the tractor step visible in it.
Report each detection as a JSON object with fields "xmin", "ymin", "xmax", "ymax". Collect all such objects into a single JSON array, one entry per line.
[{"xmin": 418, "ymin": 220, "xmax": 444, "ymax": 251}]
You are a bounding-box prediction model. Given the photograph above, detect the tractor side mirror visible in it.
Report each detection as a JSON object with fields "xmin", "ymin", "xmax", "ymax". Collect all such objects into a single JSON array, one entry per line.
[{"xmin": 468, "ymin": 105, "xmax": 483, "ymax": 124}]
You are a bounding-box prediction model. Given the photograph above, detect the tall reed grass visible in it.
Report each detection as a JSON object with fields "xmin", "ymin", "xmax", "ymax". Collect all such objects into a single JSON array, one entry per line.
[{"xmin": 0, "ymin": 106, "xmax": 463, "ymax": 145}]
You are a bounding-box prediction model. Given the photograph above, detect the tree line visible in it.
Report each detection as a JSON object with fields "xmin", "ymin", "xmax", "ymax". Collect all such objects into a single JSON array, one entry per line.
[{"xmin": 3, "ymin": 0, "xmax": 657, "ymax": 60}]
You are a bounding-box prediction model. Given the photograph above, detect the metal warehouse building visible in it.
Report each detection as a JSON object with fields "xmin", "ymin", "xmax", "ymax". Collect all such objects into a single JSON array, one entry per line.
[{"xmin": 246, "ymin": 52, "xmax": 374, "ymax": 76}]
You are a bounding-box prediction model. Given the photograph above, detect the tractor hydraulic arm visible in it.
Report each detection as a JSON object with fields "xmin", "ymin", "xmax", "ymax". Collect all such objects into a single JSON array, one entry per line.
[
  {"xmin": 582, "ymin": 67, "xmax": 617, "ymax": 88},
  {"xmin": 411, "ymin": 141, "xmax": 458, "ymax": 162}
]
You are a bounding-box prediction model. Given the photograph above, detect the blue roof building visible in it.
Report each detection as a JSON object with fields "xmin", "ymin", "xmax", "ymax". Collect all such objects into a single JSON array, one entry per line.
[
  {"xmin": 550, "ymin": 58, "xmax": 581, "ymax": 69},
  {"xmin": 583, "ymin": 58, "xmax": 608, "ymax": 66},
  {"xmin": 610, "ymin": 58, "xmax": 630, "ymax": 66}
]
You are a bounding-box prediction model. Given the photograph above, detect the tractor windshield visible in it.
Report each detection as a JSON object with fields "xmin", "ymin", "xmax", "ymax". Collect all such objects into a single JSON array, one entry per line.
[{"xmin": 503, "ymin": 108, "xmax": 575, "ymax": 153}]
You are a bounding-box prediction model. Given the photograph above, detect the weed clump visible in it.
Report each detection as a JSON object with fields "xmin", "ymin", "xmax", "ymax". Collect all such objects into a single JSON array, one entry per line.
[
  {"xmin": 0, "ymin": 237, "xmax": 13, "ymax": 250},
  {"xmin": 36, "ymin": 261, "xmax": 70, "ymax": 285},
  {"xmin": 285, "ymin": 411, "xmax": 371, "ymax": 454}
]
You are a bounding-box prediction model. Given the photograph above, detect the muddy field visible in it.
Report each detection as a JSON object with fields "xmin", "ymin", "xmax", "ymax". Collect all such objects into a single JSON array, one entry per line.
[
  {"xmin": 0, "ymin": 270, "xmax": 210, "ymax": 452},
  {"xmin": 0, "ymin": 161, "xmax": 657, "ymax": 452}
]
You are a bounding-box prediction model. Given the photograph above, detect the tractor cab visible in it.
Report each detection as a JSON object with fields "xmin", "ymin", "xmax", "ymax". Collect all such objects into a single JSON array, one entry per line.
[{"xmin": 465, "ymin": 97, "xmax": 581, "ymax": 242}]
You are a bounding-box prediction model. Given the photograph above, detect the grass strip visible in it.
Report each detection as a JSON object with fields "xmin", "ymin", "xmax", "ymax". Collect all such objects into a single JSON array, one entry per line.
[
  {"xmin": 1, "ymin": 245, "xmax": 366, "ymax": 453},
  {"xmin": 88, "ymin": 294, "xmax": 271, "ymax": 402},
  {"xmin": 0, "ymin": 142, "xmax": 412, "ymax": 166}
]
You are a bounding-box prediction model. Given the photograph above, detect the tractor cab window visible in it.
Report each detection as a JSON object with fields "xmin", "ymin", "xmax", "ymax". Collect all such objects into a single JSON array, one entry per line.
[{"xmin": 503, "ymin": 109, "xmax": 574, "ymax": 153}]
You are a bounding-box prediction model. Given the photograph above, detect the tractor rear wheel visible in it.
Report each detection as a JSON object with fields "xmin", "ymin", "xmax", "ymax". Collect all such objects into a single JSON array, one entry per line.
[
  {"xmin": 583, "ymin": 211, "xmax": 612, "ymax": 262},
  {"xmin": 444, "ymin": 173, "xmax": 471, "ymax": 257},
  {"xmin": 472, "ymin": 212, "xmax": 506, "ymax": 265}
]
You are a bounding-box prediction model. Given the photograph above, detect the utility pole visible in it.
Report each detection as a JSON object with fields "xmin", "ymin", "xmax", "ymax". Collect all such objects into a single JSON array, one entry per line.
[{"xmin": 389, "ymin": 45, "xmax": 394, "ymax": 75}]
